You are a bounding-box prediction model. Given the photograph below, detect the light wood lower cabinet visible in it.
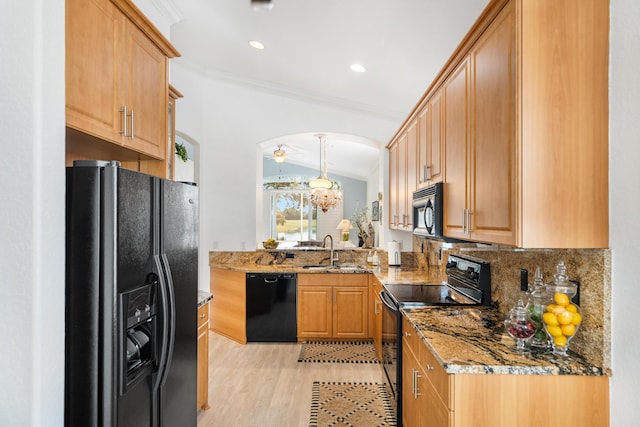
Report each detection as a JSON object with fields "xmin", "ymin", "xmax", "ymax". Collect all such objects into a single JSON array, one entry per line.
[
  {"xmin": 402, "ymin": 316, "xmax": 609, "ymax": 426},
  {"xmin": 209, "ymin": 267, "xmax": 246, "ymax": 343},
  {"xmin": 197, "ymin": 302, "xmax": 210, "ymax": 411},
  {"xmin": 297, "ymin": 274, "xmax": 369, "ymax": 340},
  {"xmin": 371, "ymin": 277, "xmax": 383, "ymax": 360}
]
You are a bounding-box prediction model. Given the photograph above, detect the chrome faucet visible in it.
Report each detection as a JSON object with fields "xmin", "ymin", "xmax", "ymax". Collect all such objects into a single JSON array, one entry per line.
[{"xmin": 322, "ymin": 234, "xmax": 339, "ymax": 266}]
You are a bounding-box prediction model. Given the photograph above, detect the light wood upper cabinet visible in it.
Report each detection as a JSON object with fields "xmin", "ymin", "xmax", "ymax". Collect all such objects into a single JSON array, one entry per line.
[
  {"xmin": 518, "ymin": 0, "xmax": 609, "ymax": 248},
  {"xmin": 388, "ymin": 119, "xmax": 417, "ymax": 231},
  {"xmin": 121, "ymin": 17, "xmax": 168, "ymax": 158},
  {"xmin": 418, "ymin": 89, "xmax": 443, "ymax": 187},
  {"xmin": 444, "ymin": 2, "xmax": 516, "ymax": 245},
  {"xmin": 390, "ymin": 0, "xmax": 608, "ymax": 248},
  {"xmin": 66, "ymin": 0, "xmax": 122, "ymax": 144},
  {"xmin": 66, "ymin": 0, "xmax": 179, "ymax": 163},
  {"xmin": 442, "ymin": 58, "xmax": 470, "ymax": 240}
]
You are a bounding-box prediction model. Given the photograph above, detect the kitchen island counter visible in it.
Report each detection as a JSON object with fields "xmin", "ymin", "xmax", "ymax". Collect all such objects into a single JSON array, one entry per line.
[{"xmin": 403, "ymin": 306, "xmax": 610, "ymax": 376}]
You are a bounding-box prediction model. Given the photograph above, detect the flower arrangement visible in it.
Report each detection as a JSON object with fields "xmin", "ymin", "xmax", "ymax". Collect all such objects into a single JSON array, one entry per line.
[{"xmin": 350, "ymin": 204, "xmax": 373, "ymax": 248}]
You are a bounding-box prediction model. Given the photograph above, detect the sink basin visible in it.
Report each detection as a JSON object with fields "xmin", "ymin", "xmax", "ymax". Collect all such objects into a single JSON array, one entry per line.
[{"xmin": 301, "ymin": 264, "xmax": 367, "ymax": 272}]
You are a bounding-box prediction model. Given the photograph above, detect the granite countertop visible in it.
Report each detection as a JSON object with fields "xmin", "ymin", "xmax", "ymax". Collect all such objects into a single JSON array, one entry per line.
[
  {"xmin": 403, "ymin": 306, "xmax": 607, "ymax": 376},
  {"xmin": 198, "ymin": 290, "xmax": 213, "ymax": 308}
]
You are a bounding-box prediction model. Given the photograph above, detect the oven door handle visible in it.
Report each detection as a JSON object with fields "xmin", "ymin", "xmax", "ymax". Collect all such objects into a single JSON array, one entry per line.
[{"xmin": 380, "ymin": 290, "xmax": 400, "ymax": 312}]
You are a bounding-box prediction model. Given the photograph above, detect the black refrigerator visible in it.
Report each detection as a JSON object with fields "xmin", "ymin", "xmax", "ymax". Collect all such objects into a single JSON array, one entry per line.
[{"xmin": 65, "ymin": 160, "xmax": 198, "ymax": 427}]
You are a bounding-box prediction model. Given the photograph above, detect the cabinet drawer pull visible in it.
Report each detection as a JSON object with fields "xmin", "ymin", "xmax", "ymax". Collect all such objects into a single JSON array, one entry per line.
[
  {"xmin": 404, "ymin": 331, "xmax": 411, "ymax": 337},
  {"xmin": 199, "ymin": 313, "xmax": 206, "ymax": 319}
]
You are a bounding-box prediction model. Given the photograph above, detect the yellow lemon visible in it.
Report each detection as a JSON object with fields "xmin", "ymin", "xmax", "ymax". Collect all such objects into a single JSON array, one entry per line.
[
  {"xmin": 542, "ymin": 312, "xmax": 559, "ymax": 326},
  {"xmin": 547, "ymin": 303, "xmax": 559, "ymax": 313},
  {"xmin": 554, "ymin": 292, "xmax": 570, "ymax": 307},
  {"xmin": 566, "ymin": 304, "xmax": 578, "ymax": 313},
  {"xmin": 558, "ymin": 311, "xmax": 573, "ymax": 325},
  {"xmin": 552, "ymin": 306, "xmax": 567, "ymax": 317},
  {"xmin": 554, "ymin": 335, "xmax": 567, "ymax": 347},
  {"xmin": 561, "ymin": 324, "xmax": 576, "ymax": 337},
  {"xmin": 546, "ymin": 325, "xmax": 563, "ymax": 337},
  {"xmin": 571, "ymin": 312, "xmax": 583, "ymax": 326}
]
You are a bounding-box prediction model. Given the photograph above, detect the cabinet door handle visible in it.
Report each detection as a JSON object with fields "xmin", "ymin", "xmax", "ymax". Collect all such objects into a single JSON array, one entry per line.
[
  {"xmin": 411, "ymin": 368, "xmax": 416, "ymax": 397},
  {"xmin": 462, "ymin": 209, "xmax": 466, "ymax": 234},
  {"xmin": 404, "ymin": 331, "xmax": 411, "ymax": 337},
  {"xmin": 425, "ymin": 165, "xmax": 432, "ymax": 181},
  {"xmin": 199, "ymin": 313, "xmax": 206, "ymax": 319},
  {"xmin": 425, "ymin": 364, "xmax": 434, "ymax": 371},
  {"xmin": 467, "ymin": 209, "xmax": 473, "ymax": 233},
  {"xmin": 120, "ymin": 105, "xmax": 128, "ymax": 137},
  {"xmin": 129, "ymin": 109, "xmax": 135, "ymax": 139},
  {"xmin": 414, "ymin": 370, "xmax": 422, "ymax": 397}
]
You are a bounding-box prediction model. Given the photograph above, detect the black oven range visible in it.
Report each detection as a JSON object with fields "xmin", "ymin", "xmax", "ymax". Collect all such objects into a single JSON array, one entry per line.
[{"xmin": 379, "ymin": 253, "xmax": 491, "ymax": 426}]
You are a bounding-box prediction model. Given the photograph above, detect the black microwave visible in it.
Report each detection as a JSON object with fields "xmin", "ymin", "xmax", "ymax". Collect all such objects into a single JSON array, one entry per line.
[{"xmin": 412, "ymin": 182, "xmax": 443, "ymax": 238}]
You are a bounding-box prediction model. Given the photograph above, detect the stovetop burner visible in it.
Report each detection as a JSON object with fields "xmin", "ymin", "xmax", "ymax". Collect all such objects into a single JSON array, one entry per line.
[{"xmin": 384, "ymin": 254, "xmax": 491, "ymax": 307}]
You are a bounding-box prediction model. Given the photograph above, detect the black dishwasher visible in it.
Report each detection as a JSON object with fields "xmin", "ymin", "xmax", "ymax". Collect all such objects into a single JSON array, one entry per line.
[{"xmin": 246, "ymin": 273, "xmax": 297, "ymax": 342}]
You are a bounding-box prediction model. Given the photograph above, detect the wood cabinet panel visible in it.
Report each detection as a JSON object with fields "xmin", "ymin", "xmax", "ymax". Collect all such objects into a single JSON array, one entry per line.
[
  {"xmin": 297, "ymin": 286, "xmax": 332, "ymax": 338},
  {"xmin": 197, "ymin": 302, "xmax": 210, "ymax": 411},
  {"xmin": 122, "ymin": 19, "xmax": 167, "ymax": 158},
  {"xmin": 66, "ymin": 0, "xmax": 123, "ymax": 143},
  {"xmin": 333, "ymin": 287, "xmax": 368, "ymax": 338},
  {"xmin": 209, "ymin": 268, "xmax": 246, "ymax": 343},
  {"xmin": 443, "ymin": 59, "xmax": 470, "ymax": 240},
  {"xmin": 467, "ymin": 1, "xmax": 517, "ymax": 245},
  {"xmin": 406, "ymin": 119, "xmax": 418, "ymax": 205},
  {"xmin": 371, "ymin": 277, "xmax": 383, "ymax": 360},
  {"xmin": 418, "ymin": 89, "xmax": 444, "ymax": 188},
  {"xmin": 388, "ymin": 141, "xmax": 400, "ymax": 229},
  {"xmin": 519, "ymin": 0, "xmax": 609, "ymax": 248},
  {"xmin": 297, "ymin": 273, "xmax": 369, "ymax": 340}
]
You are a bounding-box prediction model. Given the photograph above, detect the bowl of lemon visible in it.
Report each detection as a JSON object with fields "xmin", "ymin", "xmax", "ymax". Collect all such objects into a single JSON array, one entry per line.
[{"xmin": 262, "ymin": 238, "xmax": 279, "ymax": 249}]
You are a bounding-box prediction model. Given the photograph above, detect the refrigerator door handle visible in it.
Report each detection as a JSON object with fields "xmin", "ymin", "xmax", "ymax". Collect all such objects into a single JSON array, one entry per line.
[
  {"xmin": 159, "ymin": 253, "xmax": 176, "ymax": 389},
  {"xmin": 150, "ymin": 253, "xmax": 176, "ymax": 427}
]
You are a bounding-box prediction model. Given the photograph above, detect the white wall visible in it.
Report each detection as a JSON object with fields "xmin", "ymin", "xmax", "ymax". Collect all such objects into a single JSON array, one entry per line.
[
  {"xmin": 171, "ymin": 61, "xmax": 401, "ymax": 289},
  {"xmin": 0, "ymin": 0, "xmax": 65, "ymax": 425},
  {"xmin": 610, "ymin": 0, "xmax": 640, "ymax": 424}
]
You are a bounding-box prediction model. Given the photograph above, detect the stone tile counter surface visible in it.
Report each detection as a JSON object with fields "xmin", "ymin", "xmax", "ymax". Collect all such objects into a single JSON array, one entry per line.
[
  {"xmin": 403, "ymin": 306, "xmax": 608, "ymax": 376},
  {"xmin": 197, "ymin": 290, "xmax": 213, "ymax": 308}
]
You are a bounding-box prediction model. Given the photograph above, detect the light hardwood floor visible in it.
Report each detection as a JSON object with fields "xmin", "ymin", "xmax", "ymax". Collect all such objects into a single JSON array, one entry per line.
[{"xmin": 197, "ymin": 331, "xmax": 385, "ymax": 427}]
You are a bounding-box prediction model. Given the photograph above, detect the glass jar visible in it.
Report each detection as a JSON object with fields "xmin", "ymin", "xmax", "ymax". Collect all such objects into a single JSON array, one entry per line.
[
  {"xmin": 504, "ymin": 298, "xmax": 537, "ymax": 354},
  {"xmin": 541, "ymin": 261, "xmax": 582, "ymax": 356},
  {"xmin": 526, "ymin": 267, "xmax": 550, "ymax": 349}
]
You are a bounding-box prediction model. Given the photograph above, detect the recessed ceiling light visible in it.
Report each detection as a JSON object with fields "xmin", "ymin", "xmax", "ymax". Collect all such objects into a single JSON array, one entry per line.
[
  {"xmin": 249, "ymin": 40, "xmax": 265, "ymax": 50},
  {"xmin": 350, "ymin": 63, "xmax": 366, "ymax": 73}
]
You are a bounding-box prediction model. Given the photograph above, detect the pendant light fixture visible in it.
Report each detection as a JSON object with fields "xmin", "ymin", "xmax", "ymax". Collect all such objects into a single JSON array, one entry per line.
[
  {"xmin": 309, "ymin": 134, "xmax": 342, "ymax": 212},
  {"xmin": 309, "ymin": 134, "xmax": 333, "ymax": 189},
  {"xmin": 273, "ymin": 144, "xmax": 286, "ymax": 163}
]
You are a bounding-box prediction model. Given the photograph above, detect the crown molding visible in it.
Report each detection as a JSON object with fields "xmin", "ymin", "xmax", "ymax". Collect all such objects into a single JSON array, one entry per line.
[{"xmin": 173, "ymin": 58, "xmax": 406, "ymax": 122}]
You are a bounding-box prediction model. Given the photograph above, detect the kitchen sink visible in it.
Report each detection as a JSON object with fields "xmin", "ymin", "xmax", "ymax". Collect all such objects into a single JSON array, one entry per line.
[{"xmin": 301, "ymin": 264, "xmax": 368, "ymax": 272}]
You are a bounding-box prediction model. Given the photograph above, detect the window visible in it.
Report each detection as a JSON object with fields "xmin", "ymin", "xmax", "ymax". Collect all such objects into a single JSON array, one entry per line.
[{"xmin": 267, "ymin": 190, "xmax": 316, "ymax": 243}]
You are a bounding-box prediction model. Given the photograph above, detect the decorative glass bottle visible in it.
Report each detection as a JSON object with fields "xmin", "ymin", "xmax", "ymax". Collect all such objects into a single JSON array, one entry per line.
[
  {"xmin": 504, "ymin": 298, "xmax": 537, "ymax": 354},
  {"xmin": 526, "ymin": 267, "xmax": 550, "ymax": 349},
  {"xmin": 541, "ymin": 261, "xmax": 582, "ymax": 356}
]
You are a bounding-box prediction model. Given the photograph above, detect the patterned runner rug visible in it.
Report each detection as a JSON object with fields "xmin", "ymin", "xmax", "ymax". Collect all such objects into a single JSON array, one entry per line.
[
  {"xmin": 309, "ymin": 381, "xmax": 396, "ymax": 427},
  {"xmin": 298, "ymin": 341, "xmax": 380, "ymax": 364}
]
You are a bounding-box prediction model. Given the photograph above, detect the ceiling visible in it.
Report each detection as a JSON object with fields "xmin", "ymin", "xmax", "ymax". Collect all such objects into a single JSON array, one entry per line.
[{"xmin": 167, "ymin": 0, "xmax": 491, "ymax": 177}]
